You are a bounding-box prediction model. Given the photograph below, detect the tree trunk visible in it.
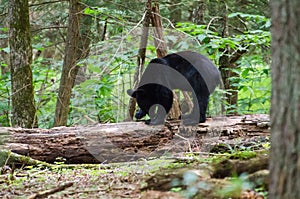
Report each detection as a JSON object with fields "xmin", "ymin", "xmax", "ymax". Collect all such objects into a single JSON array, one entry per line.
[
  {"xmin": 169, "ymin": 0, "xmax": 182, "ymax": 23},
  {"xmin": 8, "ymin": 0, "xmax": 38, "ymax": 128},
  {"xmin": 74, "ymin": 0, "xmax": 97, "ymax": 85},
  {"xmin": 150, "ymin": 3, "xmax": 168, "ymax": 58},
  {"xmin": 189, "ymin": 0, "xmax": 206, "ymax": 24},
  {"xmin": 218, "ymin": 3, "xmax": 238, "ymax": 114},
  {"xmin": 150, "ymin": 3, "xmax": 181, "ymax": 120},
  {"xmin": 269, "ymin": 0, "xmax": 300, "ymax": 198},
  {"xmin": 128, "ymin": 0, "xmax": 152, "ymax": 120},
  {"xmin": 218, "ymin": 3, "xmax": 247, "ymax": 114},
  {"xmin": 54, "ymin": 0, "xmax": 81, "ymax": 127}
]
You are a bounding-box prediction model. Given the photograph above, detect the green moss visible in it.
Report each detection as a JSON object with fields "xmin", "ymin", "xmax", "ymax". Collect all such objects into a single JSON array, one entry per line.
[{"xmin": 228, "ymin": 151, "xmax": 257, "ymax": 160}]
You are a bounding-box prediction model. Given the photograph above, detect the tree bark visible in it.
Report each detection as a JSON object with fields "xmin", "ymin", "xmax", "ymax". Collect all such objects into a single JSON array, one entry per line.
[
  {"xmin": 189, "ymin": 0, "xmax": 206, "ymax": 24},
  {"xmin": 54, "ymin": 0, "xmax": 81, "ymax": 127},
  {"xmin": 218, "ymin": 3, "xmax": 238, "ymax": 114},
  {"xmin": 2, "ymin": 114, "xmax": 270, "ymax": 164},
  {"xmin": 269, "ymin": 0, "xmax": 300, "ymax": 198},
  {"xmin": 128, "ymin": 0, "xmax": 152, "ymax": 120},
  {"xmin": 4, "ymin": 122, "xmax": 173, "ymax": 164},
  {"xmin": 218, "ymin": 3, "xmax": 247, "ymax": 114},
  {"xmin": 8, "ymin": 0, "xmax": 38, "ymax": 128},
  {"xmin": 150, "ymin": 3, "xmax": 168, "ymax": 58},
  {"xmin": 74, "ymin": 0, "xmax": 97, "ymax": 85},
  {"xmin": 150, "ymin": 3, "xmax": 181, "ymax": 120},
  {"xmin": 212, "ymin": 153, "xmax": 269, "ymax": 178},
  {"xmin": 169, "ymin": 0, "xmax": 182, "ymax": 23},
  {"xmin": 143, "ymin": 156, "xmax": 268, "ymax": 198}
]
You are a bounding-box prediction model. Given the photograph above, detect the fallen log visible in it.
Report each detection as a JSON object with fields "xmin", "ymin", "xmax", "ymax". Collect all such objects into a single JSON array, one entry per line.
[
  {"xmin": 1, "ymin": 122, "xmax": 173, "ymax": 164},
  {"xmin": 0, "ymin": 114, "xmax": 270, "ymax": 164},
  {"xmin": 143, "ymin": 154, "xmax": 269, "ymax": 199},
  {"xmin": 142, "ymin": 165, "xmax": 267, "ymax": 199},
  {"xmin": 212, "ymin": 152, "xmax": 269, "ymax": 178}
]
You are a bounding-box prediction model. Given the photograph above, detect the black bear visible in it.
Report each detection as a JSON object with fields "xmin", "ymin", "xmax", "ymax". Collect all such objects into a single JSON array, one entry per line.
[{"xmin": 127, "ymin": 51, "xmax": 221, "ymax": 125}]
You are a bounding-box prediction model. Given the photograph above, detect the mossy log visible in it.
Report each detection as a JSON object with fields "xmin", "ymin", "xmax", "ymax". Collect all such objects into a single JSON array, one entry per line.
[
  {"xmin": 143, "ymin": 154, "xmax": 269, "ymax": 198},
  {"xmin": 212, "ymin": 152, "xmax": 269, "ymax": 178}
]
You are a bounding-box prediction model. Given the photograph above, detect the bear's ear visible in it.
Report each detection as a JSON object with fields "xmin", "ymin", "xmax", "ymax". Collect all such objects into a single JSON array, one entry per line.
[
  {"xmin": 127, "ymin": 88, "xmax": 146, "ymax": 98},
  {"xmin": 127, "ymin": 89, "xmax": 136, "ymax": 97}
]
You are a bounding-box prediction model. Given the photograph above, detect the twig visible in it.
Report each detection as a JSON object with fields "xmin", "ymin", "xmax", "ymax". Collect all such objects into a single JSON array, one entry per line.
[
  {"xmin": 32, "ymin": 26, "xmax": 68, "ymax": 33},
  {"xmin": 151, "ymin": 11, "xmax": 202, "ymax": 47},
  {"xmin": 174, "ymin": 133, "xmax": 192, "ymax": 152},
  {"xmin": 26, "ymin": 182, "xmax": 74, "ymax": 199},
  {"xmin": 99, "ymin": 10, "xmax": 148, "ymax": 78},
  {"xmin": 206, "ymin": 16, "xmax": 222, "ymax": 34},
  {"xmin": 29, "ymin": 0, "xmax": 67, "ymax": 7}
]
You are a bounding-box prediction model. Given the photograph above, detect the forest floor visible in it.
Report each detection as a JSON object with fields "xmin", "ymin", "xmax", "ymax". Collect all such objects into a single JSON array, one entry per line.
[{"xmin": 0, "ymin": 116, "xmax": 270, "ymax": 199}]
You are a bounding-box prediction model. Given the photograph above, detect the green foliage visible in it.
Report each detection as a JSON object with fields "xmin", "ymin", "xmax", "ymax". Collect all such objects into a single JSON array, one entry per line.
[
  {"xmin": 228, "ymin": 12, "xmax": 271, "ymax": 29},
  {"xmin": 176, "ymin": 13, "xmax": 271, "ymax": 115},
  {"xmin": 181, "ymin": 171, "xmax": 208, "ymax": 198},
  {"xmin": 236, "ymin": 57, "xmax": 271, "ymax": 114},
  {"xmin": 32, "ymin": 57, "xmax": 61, "ymax": 128},
  {"xmin": 0, "ymin": 0, "xmax": 272, "ymax": 127},
  {"xmin": 255, "ymin": 186, "xmax": 269, "ymax": 198},
  {"xmin": 0, "ymin": 73, "xmax": 10, "ymax": 126},
  {"xmin": 176, "ymin": 13, "xmax": 271, "ymax": 61},
  {"xmin": 70, "ymin": 51, "xmax": 137, "ymax": 124},
  {"xmin": 95, "ymin": 75, "xmax": 117, "ymax": 123},
  {"xmin": 217, "ymin": 174, "xmax": 253, "ymax": 198}
]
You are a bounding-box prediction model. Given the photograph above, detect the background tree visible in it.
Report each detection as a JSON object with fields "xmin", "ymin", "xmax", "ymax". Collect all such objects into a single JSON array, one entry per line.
[
  {"xmin": 150, "ymin": 2, "xmax": 181, "ymax": 120},
  {"xmin": 269, "ymin": 0, "xmax": 300, "ymax": 198},
  {"xmin": 54, "ymin": 0, "xmax": 100, "ymax": 126},
  {"xmin": 8, "ymin": 0, "xmax": 38, "ymax": 128},
  {"xmin": 53, "ymin": 0, "xmax": 82, "ymax": 127},
  {"xmin": 128, "ymin": 0, "xmax": 151, "ymax": 120}
]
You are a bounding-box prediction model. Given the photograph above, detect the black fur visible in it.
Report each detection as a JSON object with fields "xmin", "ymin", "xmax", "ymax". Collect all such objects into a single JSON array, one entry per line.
[{"xmin": 127, "ymin": 51, "xmax": 221, "ymax": 125}]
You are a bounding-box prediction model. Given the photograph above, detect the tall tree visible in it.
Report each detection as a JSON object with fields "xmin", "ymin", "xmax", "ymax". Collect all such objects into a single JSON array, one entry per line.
[
  {"xmin": 8, "ymin": 0, "xmax": 38, "ymax": 128},
  {"xmin": 53, "ymin": 0, "xmax": 98, "ymax": 126},
  {"xmin": 269, "ymin": 0, "xmax": 300, "ymax": 198},
  {"xmin": 150, "ymin": 2, "xmax": 181, "ymax": 120},
  {"xmin": 128, "ymin": 0, "xmax": 151, "ymax": 120},
  {"xmin": 74, "ymin": 0, "xmax": 97, "ymax": 85},
  {"xmin": 54, "ymin": 0, "xmax": 81, "ymax": 127}
]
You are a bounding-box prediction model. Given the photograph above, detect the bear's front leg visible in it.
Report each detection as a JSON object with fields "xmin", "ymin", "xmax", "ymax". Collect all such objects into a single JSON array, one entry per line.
[
  {"xmin": 147, "ymin": 104, "xmax": 166, "ymax": 125},
  {"xmin": 197, "ymin": 94, "xmax": 209, "ymax": 123},
  {"xmin": 145, "ymin": 115, "xmax": 165, "ymax": 125},
  {"xmin": 182, "ymin": 93, "xmax": 209, "ymax": 125}
]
